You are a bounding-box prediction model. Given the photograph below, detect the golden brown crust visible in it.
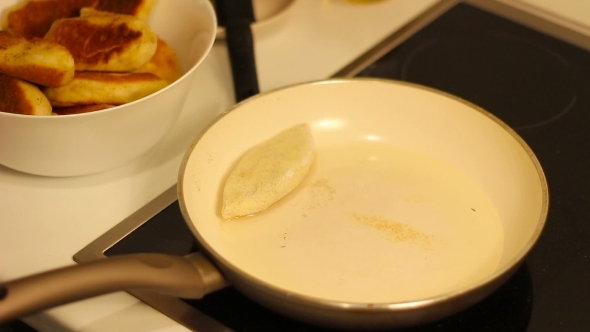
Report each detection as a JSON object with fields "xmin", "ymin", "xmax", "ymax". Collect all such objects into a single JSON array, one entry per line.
[
  {"xmin": 0, "ymin": 30, "xmax": 20, "ymax": 48},
  {"xmin": 53, "ymin": 103, "xmax": 115, "ymax": 115},
  {"xmin": 73, "ymin": 71, "xmax": 160, "ymax": 82},
  {"xmin": 0, "ymin": 74, "xmax": 52, "ymax": 115},
  {"xmin": 43, "ymin": 71, "xmax": 168, "ymax": 106},
  {"xmin": 44, "ymin": 14, "xmax": 158, "ymax": 72},
  {"xmin": 96, "ymin": 0, "xmax": 156, "ymax": 20},
  {"xmin": 0, "ymin": 31, "xmax": 75, "ymax": 87},
  {"xmin": 0, "ymin": 75, "xmax": 32, "ymax": 114},
  {"xmin": 4, "ymin": 0, "xmax": 98, "ymax": 38},
  {"xmin": 1, "ymin": 0, "xmax": 166, "ymax": 115},
  {"xmin": 134, "ymin": 37, "xmax": 181, "ymax": 83},
  {"xmin": 79, "ymin": 7, "xmax": 116, "ymax": 17},
  {"xmin": 3, "ymin": 0, "xmax": 155, "ymax": 38}
]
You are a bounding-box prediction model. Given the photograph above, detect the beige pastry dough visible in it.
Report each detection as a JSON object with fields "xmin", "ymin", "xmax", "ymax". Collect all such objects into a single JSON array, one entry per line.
[{"xmin": 221, "ymin": 124, "xmax": 315, "ymax": 219}]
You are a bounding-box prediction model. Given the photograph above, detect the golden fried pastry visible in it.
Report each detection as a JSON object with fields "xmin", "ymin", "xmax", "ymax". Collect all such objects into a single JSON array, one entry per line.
[
  {"xmin": 3, "ymin": 0, "xmax": 155, "ymax": 38},
  {"xmin": 43, "ymin": 72, "xmax": 168, "ymax": 106},
  {"xmin": 134, "ymin": 37, "xmax": 182, "ymax": 83},
  {"xmin": 78, "ymin": 7, "xmax": 115, "ymax": 17},
  {"xmin": 0, "ymin": 31, "xmax": 75, "ymax": 87},
  {"xmin": 95, "ymin": 0, "xmax": 157, "ymax": 20},
  {"xmin": 0, "ymin": 74, "xmax": 52, "ymax": 115},
  {"xmin": 221, "ymin": 124, "xmax": 316, "ymax": 219},
  {"xmin": 53, "ymin": 104, "xmax": 115, "ymax": 115},
  {"xmin": 44, "ymin": 13, "xmax": 158, "ymax": 72},
  {"xmin": 3, "ymin": 0, "xmax": 97, "ymax": 38}
]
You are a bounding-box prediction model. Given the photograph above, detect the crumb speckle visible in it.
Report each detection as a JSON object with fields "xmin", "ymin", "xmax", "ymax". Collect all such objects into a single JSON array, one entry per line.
[
  {"xmin": 280, "ymin": 228, "xmax": 289, "ymax": 248},
  {"xmin": 348, "ymin": 213, "xmax": 434, "ymax": 247},
  {"xmin": 304, "ymin": 178, "xmax": 335, "ymax": 210}
]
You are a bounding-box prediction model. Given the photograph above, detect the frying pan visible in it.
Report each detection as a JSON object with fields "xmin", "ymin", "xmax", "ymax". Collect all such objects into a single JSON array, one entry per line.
[{"xmin": 0, "ymin": 79, "xmax": 548, "ymax": 330}]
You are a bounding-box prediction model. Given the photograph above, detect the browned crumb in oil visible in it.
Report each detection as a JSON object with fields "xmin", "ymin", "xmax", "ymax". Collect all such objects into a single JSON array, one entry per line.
[
  {"xmin": 304, "ymin": 178, "xmax": 336, "ymax": 210},
  {"xmin": 280, "ymin": 228, "xmax": 288, "ymax": 248},
  {"xmin": 348, "ymin": 213, "xmax": 434, "ymax": 247}
]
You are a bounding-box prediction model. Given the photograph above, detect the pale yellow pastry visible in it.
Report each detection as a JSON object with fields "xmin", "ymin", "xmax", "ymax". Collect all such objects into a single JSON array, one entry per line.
[{"xmin": 221, "ymin": 124, "xmax": 315, "ymax": 219}]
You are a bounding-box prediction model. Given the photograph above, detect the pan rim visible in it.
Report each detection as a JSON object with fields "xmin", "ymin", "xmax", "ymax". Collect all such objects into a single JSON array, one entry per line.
[{"xmin": 177, "ymin": 77, "xmax": 549, "ymax": 311}]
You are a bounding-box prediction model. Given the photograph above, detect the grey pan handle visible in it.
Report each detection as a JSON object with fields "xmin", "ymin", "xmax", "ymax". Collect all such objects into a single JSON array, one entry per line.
[{"xmin": 0, "ymin": 252, "xmax": 228, "ymax": 323}]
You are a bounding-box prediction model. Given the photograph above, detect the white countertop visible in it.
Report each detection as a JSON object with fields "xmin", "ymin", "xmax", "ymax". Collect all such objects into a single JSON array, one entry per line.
[{"xmin": 0, "ymin": 0, "xmax": 587, "ymax": 331}]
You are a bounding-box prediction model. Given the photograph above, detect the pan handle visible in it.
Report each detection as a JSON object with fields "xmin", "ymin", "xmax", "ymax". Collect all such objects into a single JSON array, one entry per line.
[{"xmin": 0, "ymin": 252, "xmax": 228, "ymax": 324}]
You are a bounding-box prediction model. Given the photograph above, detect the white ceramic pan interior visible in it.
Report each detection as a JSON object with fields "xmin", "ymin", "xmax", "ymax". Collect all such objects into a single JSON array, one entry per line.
[{"xmin": 179, "ymin": 78, "xmax": 548, "ymax": 306}]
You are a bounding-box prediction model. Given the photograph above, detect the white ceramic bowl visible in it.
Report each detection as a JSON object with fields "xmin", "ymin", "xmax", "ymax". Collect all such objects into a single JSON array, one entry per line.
[{"xmin": 0, "ymin": 0, "xmax": 217, "ymax": 177}]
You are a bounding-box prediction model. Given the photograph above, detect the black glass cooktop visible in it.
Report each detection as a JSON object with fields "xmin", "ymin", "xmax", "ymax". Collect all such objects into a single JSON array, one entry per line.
[{"xmin": 77, "ymin": 1, "xmax": 590, "ymax": 331}]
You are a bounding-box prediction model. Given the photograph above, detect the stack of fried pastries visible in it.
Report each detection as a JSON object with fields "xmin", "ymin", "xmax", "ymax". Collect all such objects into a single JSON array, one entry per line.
[{"xmin": 0, "ymin": 0, "xmax": 181, "ymax": 115}]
